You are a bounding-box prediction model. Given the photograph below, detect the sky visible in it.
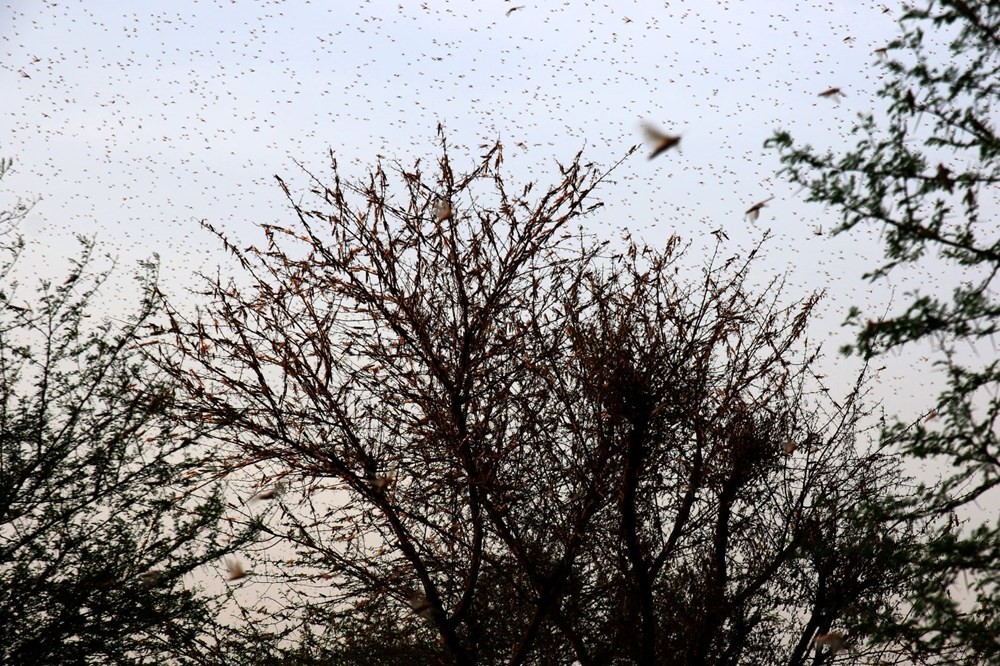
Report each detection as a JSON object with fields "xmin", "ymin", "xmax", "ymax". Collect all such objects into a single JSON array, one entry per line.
[{"xmin": 0, "ymin": 0, "xmax": 954, "ymax": 424}]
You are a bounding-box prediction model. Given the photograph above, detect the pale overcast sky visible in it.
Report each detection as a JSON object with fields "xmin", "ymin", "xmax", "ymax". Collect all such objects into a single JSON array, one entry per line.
[{"xmin": 1, "ymin": 0, "xmax": 953, "ymax": 421}]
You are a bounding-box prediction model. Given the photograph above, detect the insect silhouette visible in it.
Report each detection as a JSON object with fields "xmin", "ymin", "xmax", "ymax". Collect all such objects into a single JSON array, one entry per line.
[{"xmin": 643, "ymin": 123, "xmax": 682, "ymax": 159}]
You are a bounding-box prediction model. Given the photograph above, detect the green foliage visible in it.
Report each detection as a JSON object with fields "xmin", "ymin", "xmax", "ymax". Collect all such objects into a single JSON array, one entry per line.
[
  {"xmin": 770, "ymin": 1, "xmax": 1000, "ymax": 662},
  {"xmin": 0, "ymin": 165, "xmax": 251, "ymax": 663}
]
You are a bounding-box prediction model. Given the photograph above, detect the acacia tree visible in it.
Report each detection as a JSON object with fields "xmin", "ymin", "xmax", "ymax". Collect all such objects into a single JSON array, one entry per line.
[
  {"xmin": 163, "ymin": 132, "xmax": 937, "ymax": 665},
  {"xmin": 0, "ymin": 158, "xmax": 33, "ymax": 249},
  {"xmin": 769, "ymin": 0, "xmax": 1000, "ymax": 661},
  {"xmin": 0, "ymin": 165, "xmax": 255, "ymax": 662}
]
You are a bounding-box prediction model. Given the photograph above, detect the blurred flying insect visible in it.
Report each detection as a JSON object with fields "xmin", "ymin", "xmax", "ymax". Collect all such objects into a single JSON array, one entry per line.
[
  {"xmin": 226, "ymin": 557, "xmax": 248, "ymax": 581},
  {"xmin": 409, "ymin": 593, "xmax": 434, "ymax": 619},
  {"xmin": 434, "ymin": 200, "xmax": 452, "ymax": 222},
  {"xmin": 818, "ymin": 87, "xmax": 845, "ymax": 104},
  {"xmin": 249, "ymin": 484, "xmax": 282, "ymax": 502},
  {"xmin": 813, "ymin": 631, "xmax": 847, "ymax": 655},
  {"xmin": 138, "ymin": 569, "xmax": 162, "ymax": 585},
  {"xmin": 642, "ymin": 122, "xmax": 682, "ymax": 159},
  {"xmin": 744, "ymin": 196, "xmax": 774, "ymax": 221},
  {"xmin": 370, "ymin": 466, "xmax": 398, "ymax": 493}
]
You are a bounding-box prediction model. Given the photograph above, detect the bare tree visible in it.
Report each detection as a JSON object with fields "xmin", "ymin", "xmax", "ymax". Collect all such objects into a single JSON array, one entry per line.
[{"xmin": 161, "ymin": 131, "xmax": 938, "ymax": 665}]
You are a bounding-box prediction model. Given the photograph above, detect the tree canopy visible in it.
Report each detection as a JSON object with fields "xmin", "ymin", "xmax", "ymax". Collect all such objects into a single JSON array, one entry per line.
[
  {"xmin": 0, "ymin": 162, "xmax": 255, "ymax": 663},
  {"xmin": 156, "ymin": 134, "xmax": 941, "ymax": 665},
  {"xmin": 769, "ymin": 0, "xmax": 1000, "ymax": 661}
]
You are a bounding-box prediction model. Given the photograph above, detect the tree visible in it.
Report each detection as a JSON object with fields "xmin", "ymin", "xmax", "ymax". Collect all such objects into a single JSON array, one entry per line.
[
  {"xmin": 769, "ymin": 0, "xmax": 1000, "ymax": 661},
  {"xmin": 162, "ymin": 131, "xmax": 937, "ymax": 665},
  {"xmin": 0, "ymin": 157, "xmax": 34, "ymax": 251},
  {"xmin": 0, "ymin": 162, "xmax": 254, "ymax": 663}
]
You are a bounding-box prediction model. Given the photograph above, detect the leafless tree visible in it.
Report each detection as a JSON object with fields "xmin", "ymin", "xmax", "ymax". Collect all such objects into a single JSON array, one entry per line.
[{"xmin": 159, "ymin": 131, "xmax": 938, "ymax": 665}]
